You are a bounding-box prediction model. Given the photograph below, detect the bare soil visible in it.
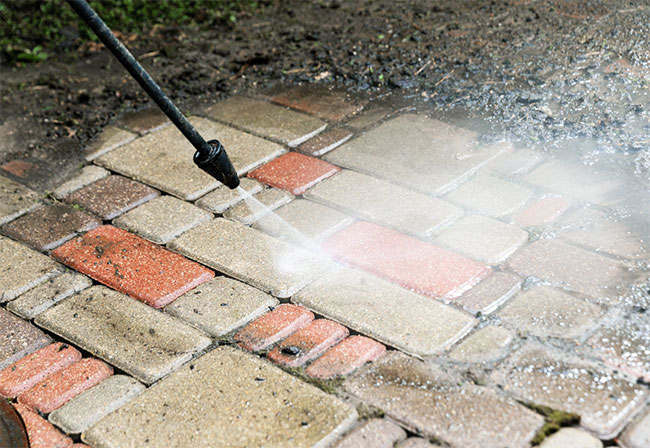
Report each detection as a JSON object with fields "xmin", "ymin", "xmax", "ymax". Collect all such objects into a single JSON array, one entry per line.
[{"xmin": 1, "ymin": 0, "xmax": 648, "ymax": 191}]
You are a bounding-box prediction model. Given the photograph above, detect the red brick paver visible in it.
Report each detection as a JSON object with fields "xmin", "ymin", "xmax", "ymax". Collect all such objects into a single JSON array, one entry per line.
[
  {"xmin": 514, "ymin": 196, "xmax": 570, "ymax": 227},
  {"xmin": 323, "ymin": 221, "xmax": 490, "ymax": 300},
  {"xmin": 13, "ymin": 403, "xmax": 73, "ymax": 448},
  {"xmin": 0, "ymin": 342, "xmax": 81, "ymax": 398},
  {"xmin": 267, "ymin": 319, "xmax": 349, "ymax": 367},
  {"xmin": 18, "ymin": 358, "xmax": 113, "ymax": 414},
  {"xmin": 63, "ymin": 175, "xmax": 159, "ymax": 220},
  {"xmin": 52, "ymin": 225, "xmax": 214, "ymax": 308},
  {"xmin": 271, "ymin": 85, "xmax": 366, "ymax": 121},
  {"xmin": 248, "ymin": 152, "xmax": 340, "ymax": 195},
  {"xmin": 1, "ymin": 160, "xmax": 37, "ymax": 178},
  {"xmin": 235, "ymin": 304, "xmax": 314, "ymax": 352},
  {"xmin": 306, "ymin": 336, "xmax": 386, "ymax": 379}
]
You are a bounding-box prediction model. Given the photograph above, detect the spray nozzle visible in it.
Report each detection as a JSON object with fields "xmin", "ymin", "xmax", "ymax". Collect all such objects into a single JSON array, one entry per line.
[{"xmin": 194, "ymin": 139, "xmax": 240, "ymax": 189}]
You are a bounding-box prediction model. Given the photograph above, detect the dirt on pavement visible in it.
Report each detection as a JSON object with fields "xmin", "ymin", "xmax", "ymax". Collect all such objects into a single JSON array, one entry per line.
[{"xmin": 1, "ymin": 0, "xmax": 648, "ymax": 191}]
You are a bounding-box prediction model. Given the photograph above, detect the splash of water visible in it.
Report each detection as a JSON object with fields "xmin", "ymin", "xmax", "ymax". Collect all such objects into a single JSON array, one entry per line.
[{"xmin": 235, "ymin": 186, "xmax": 323, "ymax": 254}]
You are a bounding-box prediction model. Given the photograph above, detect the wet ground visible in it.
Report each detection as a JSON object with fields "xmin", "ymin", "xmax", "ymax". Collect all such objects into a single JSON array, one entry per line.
[{"xmin": 1, "ymin": 0, "xmax": 649, "ymax": 189}]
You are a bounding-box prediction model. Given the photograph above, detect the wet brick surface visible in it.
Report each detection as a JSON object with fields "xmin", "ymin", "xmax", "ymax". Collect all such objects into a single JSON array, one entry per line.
[
  {"xmin": 63, "ymin": 175, "xmax": 159, "ymax": 220},
  {"xmin": 267, "ymin": 319, "xmax": 349, "ymax": 367},
  {"xmin": 306, "ymin": 335, "xmax": 386, "ymax": 380},
  {"xmin": 0, "ymin": 174, "xmax": 39, "ymax": 225},
  {"xmin": 0, "ymin": 308, "xmax": 51, "ymax": 370},
  {"xmin": 52, "ymin": 225, "xmax": 214, "ymax": 308},
  {"xmin": 248, "ymin": 152, "xmax": 340, "ymax": 195},
  {"xmin": 297, "ymin": 127, "xmax": 353, "ymax": 157},
  {"xmin": 18, "ymin": 358, "xmax": 113, "ymax": 414},
  {"xmin": 2, "ymin": 204, "xmax": 101, "ymax": 251},
  {"xmin": 35, "ymin": 286, "xmax": 211, "ymax": 384},
  {"xmin": 271, "ymin": 85, "xmax": 366, "ymax": 121},
  {"xmin": 0, "ymin": 342, "xmax": 81, "ymax": 399},
  {"xmin": 323, "ymin": 221, "xmax": 490, "ymax": 300},
  {"xmin": 235, "ymin": 303, "xmax": 314, "ymax": 352},
  {"xmin": 14, "ymin": 402, "xmax": 72, "ymax": 448},
  {"xmin": 0, "ymin": 235, "xmax": 62, "ymax": 302}
]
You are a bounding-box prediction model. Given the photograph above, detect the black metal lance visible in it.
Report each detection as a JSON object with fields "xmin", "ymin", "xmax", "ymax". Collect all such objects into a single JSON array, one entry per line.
[{"xmin": 67, "ymin": 0, "xmax": 240, "ymax": 189}]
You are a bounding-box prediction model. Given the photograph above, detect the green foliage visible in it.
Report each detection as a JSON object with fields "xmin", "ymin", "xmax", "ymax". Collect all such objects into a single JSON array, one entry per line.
[{"xmin": 0, "ymin": 0, "xmax": 262, "ymax": 63}]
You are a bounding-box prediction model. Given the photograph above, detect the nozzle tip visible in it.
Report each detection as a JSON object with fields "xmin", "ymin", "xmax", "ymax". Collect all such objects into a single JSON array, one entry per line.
[{"xmin": 193, "ymin": 140, "xmax": 240, "ymax": 189}]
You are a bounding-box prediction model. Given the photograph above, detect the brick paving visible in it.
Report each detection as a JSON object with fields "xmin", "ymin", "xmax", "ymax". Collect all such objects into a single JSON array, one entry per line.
[
  {"xmin": 53, "ymin": 225, "xmax": 214, "ymax": 308},
  {"xmin": 323, "ymin": 221, "xmax": 490, "ymax": 299},
  {"xmin": 63, "ymin": 175, "xmax": 159, "ymax": 220},
  {"xmin": 17, "ymin": 358, "xmax": 112, "ymax": 414},
  {"xmin": 0, "ymin": 342, "xmax": 81, "ymax": 398},
  {"xmin": 2, "ymin": 204, "xmax": 101, "ymax": 251},
  {"xmin": 1, "ymin": 92, "xmax": 648, "ymax": 447}
]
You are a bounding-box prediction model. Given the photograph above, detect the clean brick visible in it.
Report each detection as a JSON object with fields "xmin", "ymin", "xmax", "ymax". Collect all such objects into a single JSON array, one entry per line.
[
  {"xmin": 588, "ymin": 314, "xmax": 650, "ymax": 383},
  {"xmin": 49, "ymin": 375, "xmax": 145, "ymax": 435},
  {"xmin": 96, "ymin": 116, "xmax": 284, "ymax": 200},
  {"xmin": 194, "ymin": 177, "xmax": 263, "ymax": 214},
  {"xmin": 555, "ymin": 208, "xmax": 648, "ymax": 259},
  {"xmin": 53, "ymin": 165, "xmax": 110, "ymax": 199},
  {"xmin": 323, "ymin": 221, "xmax": 490, "ymax": 300},
  {"xmin": 523, "ymin": 159, "xmax": 620, "ymax": 204},
  {"xmin": 294, "ymin": 266, "xmax": 476, "ymax": 356},
  {"xmin": 115, "ymin": 108, "xmax": 169, "ymax": 135},
  {"xmin": 83, "ymin": 346, "xmax": 356, "ymax": 448},
  {"xmin": 8, "ymin": 271, "xmax": 91, "ymax": 319},
  {"xmin": 169, "ymin": 218, "xmax": 335, "ymax": 298},
  {"xmin": 444, "ymin": 176, "xmax": 533, "ymax": 217},
  {"xmin": 448, "ymin": 326, "xmax": 513, "ymax": 363},
  {"xmin": 619, "ymin": 406, "xmax": 650, "ymax": 448},
  {"xmin": 271, "ymin": 85, "xmax": 366, "ymax": 121},
  {"xmin": 205, "ymin": 96, "xmax": 327, "ymax": 147},
  {"xmin": 298, "ymin": 127, "xmax": 353, "ymax": 157},
  {"xmin": 344, "ymin": 351, "xmax": 544, "ymax": 447},
  {"xmin": 306, "ymin": 335, "xmax": 386, "ymax": 379},
  {"xmin": 113, "ymin": 195, "xmax": 212, "ymax": 244},
  {"xmin": 455, "ymin": 271, "xmax": 522, "ymax": 315},
  {"xmin": 14, "ymin": 403, "xmax": 72, "ymax": 448},
  {"xmin": 35, "ymin": 286, "xmax": 211, "ymax": 384},
  {"xmin": 63, "ymin": 175, "xmax": 159, "ymax": 220},
  {"xmin": 234, "ymin": 304, "xmax": 314, "ymax": 351},
  {"xmin": 0, "ymin": 308, "xmax": 51, "ymax": 370},
  {"xmin": 18, "ymin": 358, "xmax": 113, "ymax": 414},
  {"xmin": 491, "ymin": 344, "xmax": 648, "ymax": 439},
  {"xmin": 165, "ymin": 276, "xmax": 279, "ymax": 337},
  {"xmin": 1, "ymin": 204, "xmax": 101, "ymax": 251},
  {"xmin": 333, "ymin": 418, "xmax": 406, "ymax": 448},
  {"xmin": 223, "ymin": 187, "xmax": 293, "ymax": 225},
  {"xmin": 82, "ymin": 126, "xmax": 136, "ymax": 161},
  {"xmin": 0, "ymin": 174, "xmax": 39, "ymax": 225},
  {"xmin": 305, "ymin": 170, "xmax": 462, "ymax": 238},
  {"xmin": 248, "ymin": 152, "xmax": 340, "ymax": 195},
  {"xmin": 487, "ymin": 148, "xmax": 542, "ymax": 176},
  {"xmin": 499, "ymin": 286, "xmax": 604, "ymax": 339},
  {"xmin": 0, "ymin": 236, "xmax": 62, "ymax": 302},
  {"xmin": 514, "ymin": 196, "xmax": 570, "ymax": 227},
  {"xmin": 508, "ymin": 239, "xmax": 635, "ymax": 301},
  {"xmin": 0, "ymin": 343, "xmax": 81, "ymax": 398},
  {"xmin": 253, "ymin": 199, "xmax": 354, "ymax": 244},
  {"xmin": 267, "ymin": 319, "xmax": 349, "ymax": 367},
  {"xmin": 539, "ymin": 427, "xmax": 603, "ymax": 448},
  {"xmin": 431, "ymin": 215, "xmax": 528, "ymax": 264},
  {"xmin": 52, "ymin": 225, "xmax": 214, "ymax": 308},
  {"xmin": 325, "ymin": 114, "xmax": 505, "ymax": 195}
]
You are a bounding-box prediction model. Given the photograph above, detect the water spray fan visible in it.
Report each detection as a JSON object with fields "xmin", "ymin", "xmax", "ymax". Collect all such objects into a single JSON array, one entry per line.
[{"xmin": 67, "ymin": 0, "xmax": 240, "ymax": 189}]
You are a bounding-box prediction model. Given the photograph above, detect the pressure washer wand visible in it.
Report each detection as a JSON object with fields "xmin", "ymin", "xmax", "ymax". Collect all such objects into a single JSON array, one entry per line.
[{"xmin": 67, "ymin": 0, "xmax": 240, "ymax": 189}]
